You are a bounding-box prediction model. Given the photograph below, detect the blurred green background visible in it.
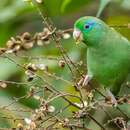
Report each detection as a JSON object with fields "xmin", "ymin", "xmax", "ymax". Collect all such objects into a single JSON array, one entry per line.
[{"xmin": 0, "ymin": 0, "xmax": 130, "ymax": 129}]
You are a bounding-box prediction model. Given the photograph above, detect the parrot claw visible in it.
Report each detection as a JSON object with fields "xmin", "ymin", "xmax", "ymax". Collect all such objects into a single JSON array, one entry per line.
[
  {"xmin": 81, "ymin": 74, "xmax": 93, "ymax": 88},
  {"xmin": 106, "ymin": 88, "xmax": 118, "ymax": 107}
]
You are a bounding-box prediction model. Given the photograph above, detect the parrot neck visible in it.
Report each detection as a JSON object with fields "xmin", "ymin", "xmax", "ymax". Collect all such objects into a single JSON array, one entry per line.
[
  {"xmin": 83, "ymin": 31, "xmax": 105, "ymax": 47},
  {"xmin": 87, "ymin": 31, "xmax": 111, "ymax": 57}
]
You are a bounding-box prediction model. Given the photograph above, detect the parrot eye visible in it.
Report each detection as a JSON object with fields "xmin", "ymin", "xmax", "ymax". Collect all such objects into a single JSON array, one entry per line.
[{"xmin": 84, "ymin": 24, "xmax": 90, "ymax": 29}]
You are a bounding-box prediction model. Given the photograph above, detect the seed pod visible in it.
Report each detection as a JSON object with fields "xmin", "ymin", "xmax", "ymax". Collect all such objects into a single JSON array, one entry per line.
[
  {"xmin": 33, "ymin": 95, "xmax": 40, "ymax": 100},
  {"xmin": 38, "ymin": 32, "xmax": 43, "ymax": 38},
  {"xmin": 25, "ymin": 63, "xmax": 37, "ymax": 72},
  {"xmin": 27, "ymin": 77, "xmax": 34, "ymax": 82},
  {"xmin": 118, "ymin": 99, "xmax": 124, "ymax": 105},
  {"xmin": 48, "ymin": 106, "xmax": 55, "ymax": 113},
  {"xmin": 43, "ymin": 38, "xmax": 50, "ymax": 44},
  {"xmin": 128, "ymin": 24, "xmax": 130, "ymax": 28},
  {"xmin": 128, "ymin": 100, "xmax": 130, "ymax": 105},
  {"xmin": 23, "ymin": 42, "xmax": 33, "ymax": 51},
  {"xmin": 31, "ymin": 64, "xmax": 37, "ymax": 71},
  {"xmin": 6, "ymin": 49, "xmax": 14, "ymax": 54},
  {"xmin": 41, "ymin": 34, "xmax": 49, "ymax": 40},
  {"xmin": 24, "ymin": 118, "xmax": 31, "ymax": 125},
  {"xmin": 40, "ymin": 106, "xmax": 47, "ymax": 113},
  {"xmin": 34, "ymin": 32, "xmax": 39, "ymax": 42},
  {"xmin": 79, "ymin": 60, "xmax": 83, "ymax": 66},
  {"xmin": 0, "ymin": 81, "xmax": 7, "ymax": 88},
  {"xmin": 30, "ymin": 86, "xmax": 35, "ymax": 93},
  {"xmin": 105, "ymin": 96, "xmax": 111, "ymax": 101},
  {"xmin": 14, "ymin": 45, "xmax": 21, "ymax": 52},
  {"xmin": 0, "ymin": 48, "xmax": 7, "ymax": 55},
  {"xmin": 38, "ymin": 64, "xmax": 48, "ymax": 71},
  {"xmin": 62, "ymin": 33, "xmax": 70, "ymax": 39},
  {"xmin": 40, "ymin": 28, "xmax": 50, "ymax": 40},
  {"xmin": 59, "ymin": 60, "xmax": 65, "ymax": 69},
  {"xmin": 26, "ymin": 94, "xmax": 33, "ymax": 98},
  {"xmin": 6, "ymin": 40, "xmax": 14, "ymax": 49},
  {"xmin": 123, "ymin": 98, "xmax": 128, "ymax": 103},
  {"xmin": 25, "ymin": 70, "xmax": 35, "ymax": 82},
  {"xmin": 64, "ymin": 118, "xmax": 69, "ymax": 123},
  {"xmin": 15, "ymin": 40, "xmax": 23, "ymax": 46},
  {"xmin": 36, "ymin": 0, "xmax": 44, "ymax": 4},
  {"xmin": 30, "ymin": 122, "xmax": 36, "ymax": 129},
  {"xmin": 88, "ymin": 92, "xmax": 93, "ymax": 101},
  {"xmin": 10, "ymin": 37, "xmax": 16, "ymax": 43},
  {"xmin": 23, "ymin": 32, "xmax": 31, "ymax": 40},
  {"xmin": 35, "ymin": 109, "xmax": 39, "ymax": 113},
  {"xmin": 17, "ymin": 123, "xmax": 23, "ymax": 130},
  {"xmin": 32, "ymin": 113, "xmax": 42, "ymax": 121},
  {"xmin": 43, "ymin": 28, "xmax": 50, "ymax": 35},
  {"xmin": 37, "ymin": 40, "xmax": 44, "ymax": 46},
  {"xmin": 25, "ymin": 63, "xmax": 31, "ymax": 70},
  {"xmin": 118, "ymin": 98, "xmax": 128, "ymax": 105},
  {"xmin": 16, "ymin": 35, "xmax": 22, "ymax": 40},
  {"xmin": 58, "ymin": 122, "xmax": 63, "ymax": 126}
]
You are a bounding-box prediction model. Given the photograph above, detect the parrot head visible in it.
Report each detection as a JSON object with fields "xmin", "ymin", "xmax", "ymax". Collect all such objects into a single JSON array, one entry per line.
[{"xmin": 73, "ymin": 16, "xmax": 108, "ymax": 46}]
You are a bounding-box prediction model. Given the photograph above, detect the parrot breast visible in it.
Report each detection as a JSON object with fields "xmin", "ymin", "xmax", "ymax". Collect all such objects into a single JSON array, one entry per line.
[{"xmin": 87, "ymin": 28, "xmax": 130, "ymax": 91}]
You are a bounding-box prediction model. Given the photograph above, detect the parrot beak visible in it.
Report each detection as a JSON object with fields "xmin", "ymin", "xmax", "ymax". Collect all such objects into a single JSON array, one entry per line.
[{"xmin": 73, "ymin": 28, "xmax": 83, "ymax": 45}]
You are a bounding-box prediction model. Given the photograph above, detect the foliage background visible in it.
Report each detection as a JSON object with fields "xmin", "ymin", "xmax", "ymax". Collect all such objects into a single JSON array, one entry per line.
[{"xmin": 0, "ymin": 0, "xmax": 130, "ymax": 129}]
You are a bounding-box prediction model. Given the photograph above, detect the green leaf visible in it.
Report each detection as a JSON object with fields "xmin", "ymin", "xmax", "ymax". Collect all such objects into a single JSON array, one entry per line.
[
  {"xmin": 96, "ymin": 0, "xmax": 111, "ymax": 17},
  {"xmin": 120, "ymin": 0, "xmax": 130, "ymax": 10},
  {"xmin": 60, "ymin": 0, "xmax": 92, "ymax": 15},
  {"xmin": 0, "ymin": 59, "xmax": 20, "ymax": 80},
  {"xmin": 61, "ymin": 0, "xmax": 71, "ymax": 13}
]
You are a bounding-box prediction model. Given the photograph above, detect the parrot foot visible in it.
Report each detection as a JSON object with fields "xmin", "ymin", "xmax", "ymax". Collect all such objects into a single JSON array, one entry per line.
[
  {"xmin": 81, "ymin": 74, "xmax": 93, "ymax": 88},
  {"xmin": 106, "ymin": 88, "xmax": 118, "ymax": 107}
]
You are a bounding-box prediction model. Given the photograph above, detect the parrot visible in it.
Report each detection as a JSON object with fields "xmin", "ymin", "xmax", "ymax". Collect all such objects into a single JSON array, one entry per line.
[{"xmin": 73, "ymin": 16, "xmax": 130, "ymax": 106}]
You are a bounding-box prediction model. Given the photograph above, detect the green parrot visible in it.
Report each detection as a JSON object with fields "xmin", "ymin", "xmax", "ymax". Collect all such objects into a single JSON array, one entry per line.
[{"xmin": 73, "ymin": 16, "xmax": 130, "ymax": 106}]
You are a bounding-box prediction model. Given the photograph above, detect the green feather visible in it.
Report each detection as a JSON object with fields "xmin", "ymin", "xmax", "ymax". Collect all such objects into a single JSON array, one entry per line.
[{"xmin": 74, "ymin": 16, "xmax": 130, "ymax": 95}]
